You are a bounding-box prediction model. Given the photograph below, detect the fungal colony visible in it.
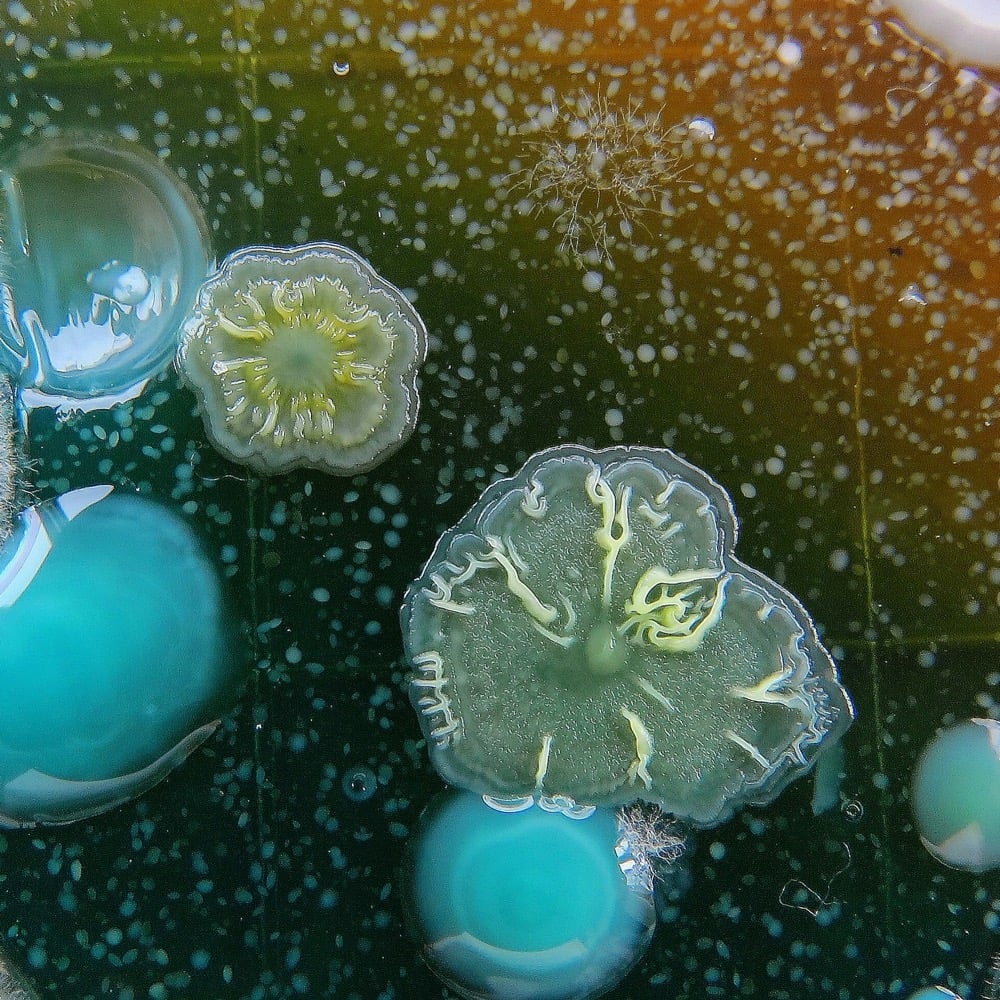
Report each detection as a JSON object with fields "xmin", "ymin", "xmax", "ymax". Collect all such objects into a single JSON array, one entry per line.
[{"xmin": 509, "ymin": 90, "xmax": 691, "ymax": 265}]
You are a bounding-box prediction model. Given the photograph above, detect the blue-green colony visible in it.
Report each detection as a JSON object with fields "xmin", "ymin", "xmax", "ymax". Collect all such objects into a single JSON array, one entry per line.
[{"xmin": 402, "ymin": 791, "xmax": 658, "ymax": 1000}]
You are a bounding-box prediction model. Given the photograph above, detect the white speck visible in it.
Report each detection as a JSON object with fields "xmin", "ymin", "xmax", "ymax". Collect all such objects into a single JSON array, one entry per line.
[
  {"xmin": 829, "ymin": 549, "xmax": 850, "ymax": 572},
  {"xmin": 8, "ymin": 2, "xmax": 32, "ymax": 27},
  {"xmin": 618, "ymin": 4, "xmax": 637, "ymax": 31},
  {"xmin": 319, "ymin": 168, "xmax": 343, "ymax": 197},
  {"xmin": 776, "ymin": 38, "xmax": 803, "ymax": 67}
]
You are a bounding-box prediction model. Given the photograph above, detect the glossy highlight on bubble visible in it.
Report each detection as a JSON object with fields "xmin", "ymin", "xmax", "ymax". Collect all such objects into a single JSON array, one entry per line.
[
  {"xmin": 0, "ymin": 486, "xmax": 240, "ymax": 826},
  {"xmin": 890, "ymin": 0, "xmax": 1000, "ymax": 68},
  {"xmin": 0, "ymin": 131, "xmax": 211, "ymax": 418},
  {"xmin": 402, "ymin": 444, "xmax": 854, "ymax": 825},
  {"xmin": 0, "ymin": 375, "xmax": 15, "ymax": 543},
  {"xmin": 177, "ymin": 242, "xmax": 428, "ymax": 476}
]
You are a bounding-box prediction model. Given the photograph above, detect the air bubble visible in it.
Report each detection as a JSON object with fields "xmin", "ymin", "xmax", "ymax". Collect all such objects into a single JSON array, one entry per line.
[{"xmin": 342, "ymin": 766, "xmax": 378, "ymax": 802}]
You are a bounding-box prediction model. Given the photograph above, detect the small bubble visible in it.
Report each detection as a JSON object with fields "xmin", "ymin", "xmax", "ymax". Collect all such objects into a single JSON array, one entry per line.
[
  {"xmin": 841, "ymin": 800, "xmax": 863, "ymax": 822},
  {"xmin": 342, "ymin": 766, "xmax": 378, "ymax": 802},
  {"xmin": 687, "ymin": 116, "xmax": 716, "ymax": 140}
]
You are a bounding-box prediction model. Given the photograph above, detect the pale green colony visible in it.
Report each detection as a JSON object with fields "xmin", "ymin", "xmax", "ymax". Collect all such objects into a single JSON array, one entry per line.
[
  {"xmin": 911, "ymin": 718, "xmax": 1000, "ymax": 873},
  {"xmin": 177, "ymin": 243, "xmax": 427, "ymax": 477}
]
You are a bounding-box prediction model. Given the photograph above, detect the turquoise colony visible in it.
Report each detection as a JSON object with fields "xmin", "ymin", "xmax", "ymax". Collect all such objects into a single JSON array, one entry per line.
[
  {"xmin": 0, "ymin": 486, "xmax": 237, "ymax": 826},
  {"xmin": 0, "ymin": 119, "xmax": 985, "ymax": 999}
]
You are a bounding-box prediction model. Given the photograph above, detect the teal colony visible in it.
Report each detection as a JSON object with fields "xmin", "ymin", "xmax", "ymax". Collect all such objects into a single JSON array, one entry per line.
[
  {"xmin": 402, "ymin": 443, "xmax": 854, "ymax": 825},
  {"xmin": 0, "ymin": 486, "xmax": 240, "ymax": 826},
  {"xmin": 0, "ymin": 131, "xmax": 211, "ymax": 419},
  {"xmin": 402, "ymin": 791, "xmax": 657, "ymax": 1000},
  {"xmin": 911, "ymin": 718, "xmax": 1000, "ymax": 873}
]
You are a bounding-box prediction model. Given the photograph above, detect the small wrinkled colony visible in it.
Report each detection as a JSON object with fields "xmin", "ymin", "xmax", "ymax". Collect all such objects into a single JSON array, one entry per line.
[
  {"xmin": 402, "ymin": 444, "xmax": 853, "ymax": 827},
  {"xmin": 0, "ymin": 485, "xmax": 239, "ymax": 826},
  {"xmin": 178, "ymin": 242, "xmax": 428, "ymax": 476}
]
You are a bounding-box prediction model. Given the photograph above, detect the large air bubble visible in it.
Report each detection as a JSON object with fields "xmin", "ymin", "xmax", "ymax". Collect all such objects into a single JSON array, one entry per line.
[{"xmin": 0, "ymin": 131, "xmax": 211, "ymax": 418}]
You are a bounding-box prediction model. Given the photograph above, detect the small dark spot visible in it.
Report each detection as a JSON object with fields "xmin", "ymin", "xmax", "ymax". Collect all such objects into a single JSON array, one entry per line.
[{"xmin": 889, "ymin": 246, "xmax": 903, "ymax": 257}]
